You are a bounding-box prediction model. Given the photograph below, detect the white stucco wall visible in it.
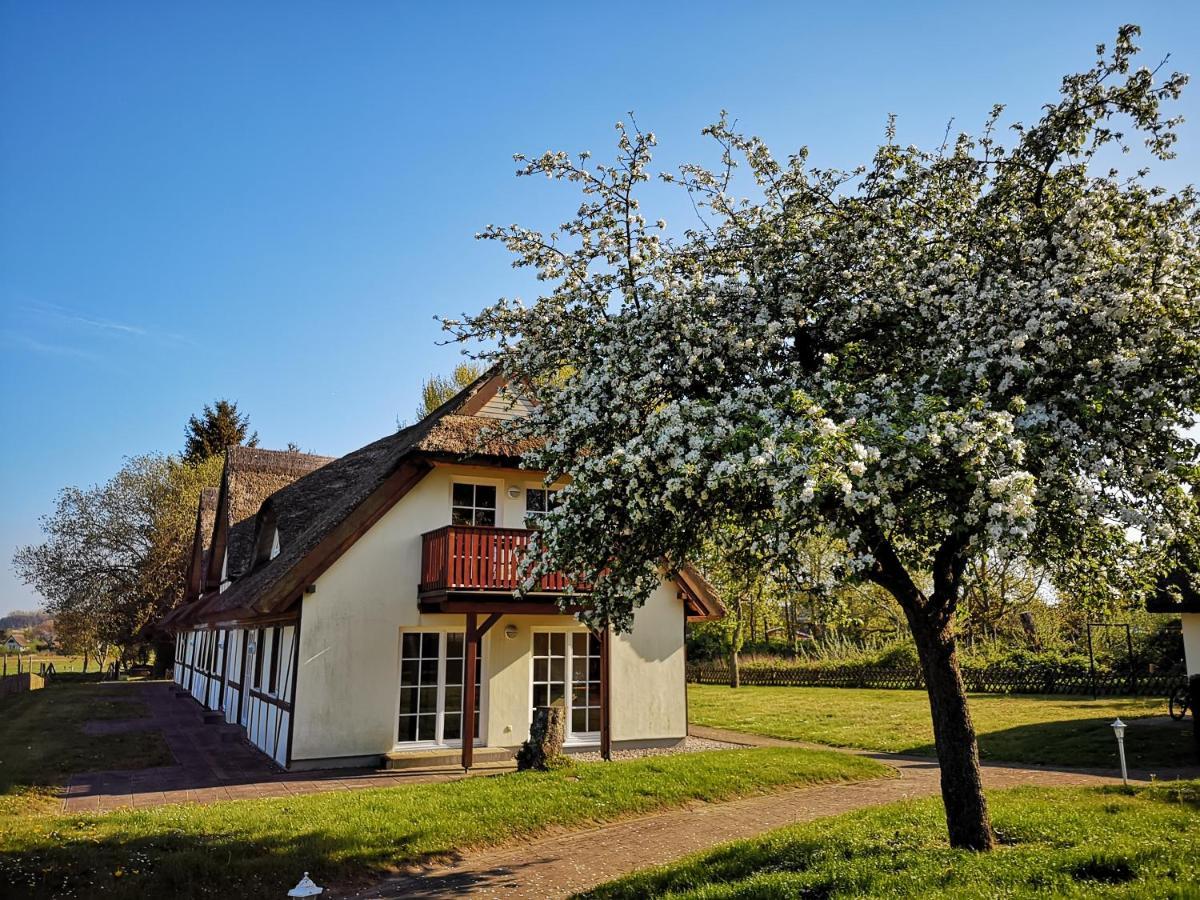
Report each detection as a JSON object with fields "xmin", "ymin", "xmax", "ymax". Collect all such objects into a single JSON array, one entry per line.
[
  {"xmin": 1183, "ymin": 613, "xmax": 1200, "ymax": 678},
  {"xmin": 289, "ymin": 463, "xmax": 688, "ymax": 764}
]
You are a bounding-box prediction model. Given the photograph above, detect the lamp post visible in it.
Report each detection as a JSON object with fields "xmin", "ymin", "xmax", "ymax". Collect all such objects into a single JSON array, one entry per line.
[{"xmin": 1110, "ymin": 718, "xmax": 1128, "ymax": 785}]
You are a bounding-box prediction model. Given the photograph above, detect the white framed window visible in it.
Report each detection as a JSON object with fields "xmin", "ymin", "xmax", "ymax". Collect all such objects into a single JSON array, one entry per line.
[
  {"xmin": 397, "ymin": 630, "xmax": 484, "ymax": 746},
  {"xmin": 451, "ymin": 482, "xmax": 497, "ymax": 527},
  {"xmin": 524, "ymin": 486, "xmax": 558, "ymax": 527},
  {"xmin": 531, "ymin": 630, "xmax": 601, "ymax": 741}
]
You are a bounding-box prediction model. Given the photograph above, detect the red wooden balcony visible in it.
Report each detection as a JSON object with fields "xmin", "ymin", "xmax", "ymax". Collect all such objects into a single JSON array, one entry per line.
[{"xmin": 419, "ymin": 525, "xmax": 585, "ymax": 597}]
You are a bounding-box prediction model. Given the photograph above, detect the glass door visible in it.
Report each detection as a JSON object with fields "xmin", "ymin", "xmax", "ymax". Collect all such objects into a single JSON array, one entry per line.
[
  {"xmin": 398, "ymin": 631, "xmax": 483, "ymax": 746},
  {"xmin": 532, "ymin": 631, "xmax": 601, "ymax": 741}
]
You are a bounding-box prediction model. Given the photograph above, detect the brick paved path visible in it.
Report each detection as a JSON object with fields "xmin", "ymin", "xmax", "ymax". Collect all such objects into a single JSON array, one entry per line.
[
  {"xmin": 63, "ymin": 681, "xmax": 510, "ymax": 812},
  {"xmin": 344, "ymin": 726, "xmax": 1188, "ymax": 900}
]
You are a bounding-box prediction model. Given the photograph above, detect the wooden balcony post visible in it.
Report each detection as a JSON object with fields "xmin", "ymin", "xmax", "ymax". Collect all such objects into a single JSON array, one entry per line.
[
  {"xmin": 599, "ymin": 623, "xmax": 612, "ymax": 762},
  {"xmin": 462, "ymin": 612, "xmax": 478, "ymax": 771}
]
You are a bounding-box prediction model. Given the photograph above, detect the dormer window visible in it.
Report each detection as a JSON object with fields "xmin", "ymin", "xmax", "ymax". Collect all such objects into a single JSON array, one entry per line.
[
  {"xmin": 451, "ymin": 483, "xmax": 496, "ymax": 526},
  {"xmin": 269, "ymin": 528, "xmax": 280, "ymax": 560}
]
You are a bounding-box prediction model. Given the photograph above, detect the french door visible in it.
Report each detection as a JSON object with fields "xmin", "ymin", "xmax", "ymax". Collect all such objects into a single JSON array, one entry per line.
[
  {"xmin": 397, "ymin": 631, "xmax": 483, "ymax": 746},
  {"xmin": 532, "ymin": 631, "xmax": 601, "ymax": 741}
]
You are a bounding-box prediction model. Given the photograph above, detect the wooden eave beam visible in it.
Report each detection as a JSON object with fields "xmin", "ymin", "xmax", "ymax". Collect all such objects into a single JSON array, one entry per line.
[{"xmin": 419, "ymin": 599, "xmax": 585, "ymax": 616}]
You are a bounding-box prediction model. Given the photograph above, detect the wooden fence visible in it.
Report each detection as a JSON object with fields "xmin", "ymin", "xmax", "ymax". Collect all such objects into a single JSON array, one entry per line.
[
  {"xmin": 0, "ymin": 671, "xmax": 45, "ymax": 700},
  {"xmin": 686, "ymin": 663, "xmax": 1184, "ymax": 698}
]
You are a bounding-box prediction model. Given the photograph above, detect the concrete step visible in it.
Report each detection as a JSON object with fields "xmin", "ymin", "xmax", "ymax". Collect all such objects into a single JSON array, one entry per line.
[
  {"xmin": 201, "ymin": 710, "xmax": 225, "ymax": 724},
  {"xmin": 383, "ymin": 746, "xmax": 513, "ymax": 770}
]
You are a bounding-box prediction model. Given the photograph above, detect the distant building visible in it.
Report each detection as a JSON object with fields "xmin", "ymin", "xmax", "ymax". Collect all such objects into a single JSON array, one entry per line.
[{"xmin": 4, "ymin": 635, "xmax": 27, "ymax": 652}]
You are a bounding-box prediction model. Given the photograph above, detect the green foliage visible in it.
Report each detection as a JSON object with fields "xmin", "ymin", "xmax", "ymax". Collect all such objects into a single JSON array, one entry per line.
[
  {"xmin": 12, "ymin": 453, "xmax": 224, "ymax": 656},
  {"xmin": 416, "ymin": 361, "xmax": 484, "ymax": 420},
  {"xmin": 182, "ymin": 398, "xmax": 258, "ymax": 464},
  {"xmin": 585, "ymin": 782, "xmax": 1200, "ymax": 899}
]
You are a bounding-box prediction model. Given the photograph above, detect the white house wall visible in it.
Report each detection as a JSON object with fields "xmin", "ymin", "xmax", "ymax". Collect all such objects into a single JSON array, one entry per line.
[
  {"xmin": 290, "ymin": 463, "xmax": 688, "ymax": 766},
  {"xmin": 1184, "ymin": 613, "xmax": 1199, "ymax": 678}
]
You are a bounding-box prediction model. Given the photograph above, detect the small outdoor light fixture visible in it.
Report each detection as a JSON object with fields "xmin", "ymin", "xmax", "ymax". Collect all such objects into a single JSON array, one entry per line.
[
  {"xmin": 504, "ymin": 624, "xmax": 519, "ymax": 639},
  {"xmin": 286, "ymin": 878, "xmax": 324, "ymax": 897},
  {"xmin": 506, "ymin": 485, "xmax": 521, "ymax": 499},
  {"xmin": 288, "ymin": 872, "xmax": 323, "ymax": 897},
  {"xmin": 1110, "ymin": 718, "xmax": 1128, "ymax": 785}
]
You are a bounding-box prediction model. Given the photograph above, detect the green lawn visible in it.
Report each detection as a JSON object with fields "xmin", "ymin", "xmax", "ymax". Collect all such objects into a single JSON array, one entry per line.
[
  {"xmin": 584, "ymin": 780, "xmax": 1200, "ymax": 899},
  {"xmin": 1, "ymin": 653, "xmax": 99, "ymax": 675},
  {"xmin": 0, "ymin": 683, "xmax": 174, "ymax": 816},
  {"xmin": 689, "ymin": 684, "xmax": 1194, "ymax": 769},
  {"xmin": 0, "ymin": 747, "xmax": 888, "ymax": 898}
]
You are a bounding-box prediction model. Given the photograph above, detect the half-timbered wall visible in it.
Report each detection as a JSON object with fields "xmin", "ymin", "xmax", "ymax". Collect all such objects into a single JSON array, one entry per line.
[
  {"xmin": 241, "ymin": 624, "xmax": 297, "ymax": 766},
  {"xmin": 222, "ymin": 628, "xmax": 245, "ymax": 725},
  {"xmin": 170, "ymin": 623, "xmax": 296, "ymax": 766}
]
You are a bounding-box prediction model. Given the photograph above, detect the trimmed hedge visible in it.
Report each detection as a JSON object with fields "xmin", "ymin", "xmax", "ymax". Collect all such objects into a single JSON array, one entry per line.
[{"xmin": 687, "ymin": 660, "xmax": 1184, "ymax": 697}]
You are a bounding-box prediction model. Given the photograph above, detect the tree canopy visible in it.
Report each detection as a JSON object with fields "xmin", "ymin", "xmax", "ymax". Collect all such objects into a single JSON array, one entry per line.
[
  {"xmin": 12, "ymin": 453, "xmax": 223, "ymax": 659},
  {"xmin": 416, "ymin": 362, "xmax": 485, "ymax": 420},
  {"xmin": 183, "ymin": 399, "xmax": 258, "ymax": 463},
  {"xmin": 450, "ymin": 27, "xmax": 1198, "ymax": 849}
]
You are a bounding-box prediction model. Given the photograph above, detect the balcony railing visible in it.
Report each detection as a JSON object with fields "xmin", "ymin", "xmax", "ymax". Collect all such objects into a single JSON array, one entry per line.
[{"xmin": 419, "ymin": 525, "xmax": 583, "ymax": 596}]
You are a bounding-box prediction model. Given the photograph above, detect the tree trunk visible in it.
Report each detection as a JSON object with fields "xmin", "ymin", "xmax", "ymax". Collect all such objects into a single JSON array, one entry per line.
[
  {"xmin": 868, "ymin": 529, "xmax": 995, "ymax": 851},
  {"xmin": 729, "ymin": 645, "xmax": 741, "ymax": 688},
  {"xmin": 905, "ymin": 602, "xmax": 996, "ymax": 850}
]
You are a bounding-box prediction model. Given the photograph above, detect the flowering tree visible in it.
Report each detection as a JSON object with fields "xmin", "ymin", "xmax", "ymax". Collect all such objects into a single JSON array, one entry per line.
[{"xmin": 449, "ymin": 27, "xmax": 1199, "ymax": 849}]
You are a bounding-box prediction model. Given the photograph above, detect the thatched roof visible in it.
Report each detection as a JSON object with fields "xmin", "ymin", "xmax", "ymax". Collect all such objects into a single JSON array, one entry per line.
[
  {"xmin": 677, "ymin": 564, "xmax": 727, "ymax": 621},
  {"xmin": 205, "ymin": 447, "xmax": 334, "ymax": 589},
  {"xmin": 178, "ymin": 371, "xmax": 524, "ymax": 627},
  {"xmin": 168, "ymin": 371, "xmax": 724, "ymax": 630}
]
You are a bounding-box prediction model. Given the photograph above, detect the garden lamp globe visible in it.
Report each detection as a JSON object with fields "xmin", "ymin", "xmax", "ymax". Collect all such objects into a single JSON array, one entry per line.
[{"xmin": 288, "ymin": 872, "xmax": 323, "ymax": 897}]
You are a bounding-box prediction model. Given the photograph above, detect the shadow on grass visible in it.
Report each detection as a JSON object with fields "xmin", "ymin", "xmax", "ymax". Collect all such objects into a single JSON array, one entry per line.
[
  {"xmin": 0, "ymin": 811, "xmax": 464, "ymax": 899},
  {"xmin": 896, "ymin": 715, "xmax": 1196, "ymax": 771}
]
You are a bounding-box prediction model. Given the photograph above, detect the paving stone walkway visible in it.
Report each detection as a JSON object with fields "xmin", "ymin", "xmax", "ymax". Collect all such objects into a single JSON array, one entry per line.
[
  {"xmin": 63, "ymin": 681, "xmax": 512, "ymax": 812},
  {"xmin": 341, "ymin": 726, "xmax": 1196, "ymax": 899}
]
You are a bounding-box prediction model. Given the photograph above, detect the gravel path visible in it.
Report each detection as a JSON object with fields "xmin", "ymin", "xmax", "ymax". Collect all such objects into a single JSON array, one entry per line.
[
  {"xmin": 340, "ymin": 745, "xmax": 1125, "ymax": 899},
  {"xmin": 569, "ymin": 735, "xmax": 740, "ymax": 762}
]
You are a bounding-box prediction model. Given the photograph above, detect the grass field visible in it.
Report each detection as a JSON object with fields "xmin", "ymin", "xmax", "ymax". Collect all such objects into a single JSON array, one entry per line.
[
  {"xmin": 0, "ymin": 745, "xmax": 888, "ymax": 898},
  {"xmin": 585, "ymin": 780, "xmax": 1200, "ymax": 899},
  {"xmin": 0, "ymin": 682, "xmax": 174, "ymax": 816},
  {"xmin": 688, "ymin": 684, "xmax": 1195, "ymax": 769},
  {"xmin": 0, "ymin": 653, "xmax": 102, "ymax": 675}
]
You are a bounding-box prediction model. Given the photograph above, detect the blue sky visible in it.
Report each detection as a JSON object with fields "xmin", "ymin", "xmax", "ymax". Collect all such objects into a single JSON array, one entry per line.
[{"xmin": 2, "ymin": 2, "xmax": 1198, "ymax": 616}]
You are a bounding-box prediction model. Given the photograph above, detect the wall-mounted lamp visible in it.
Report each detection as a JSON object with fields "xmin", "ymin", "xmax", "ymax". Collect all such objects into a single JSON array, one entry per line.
[
  {"xmin": 504, "ymin": 624, "xmax": 519, "ymax": 639},
  {"xmin": 506, "ymin": 486, "xmax": 521, "ymax": 499}
]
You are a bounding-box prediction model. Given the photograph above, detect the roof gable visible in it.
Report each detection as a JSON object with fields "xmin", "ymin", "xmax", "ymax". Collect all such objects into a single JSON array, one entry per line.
[{"xmin": 203, "ymin": 447, "xmax": 334, "ymax": 589}]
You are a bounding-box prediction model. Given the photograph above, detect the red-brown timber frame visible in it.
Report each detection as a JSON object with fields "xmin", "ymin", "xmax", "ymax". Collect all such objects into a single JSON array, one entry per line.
[{"xmin": 462, "ymin": 611, "xmax": 502, "ymax": 770}]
